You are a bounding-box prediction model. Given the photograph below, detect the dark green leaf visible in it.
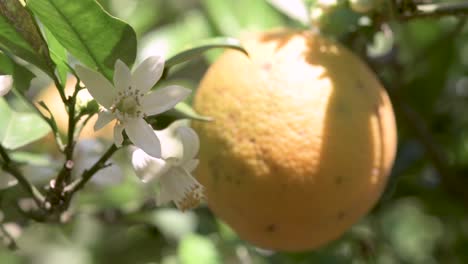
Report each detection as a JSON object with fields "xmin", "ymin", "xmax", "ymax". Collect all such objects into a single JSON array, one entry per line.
[
  {"xmin": 12, "ymin": 61, "xmax": 35, "ymax": 93},
  {"xmin": 0, "ymin": 0, "xmax": 54, "ymax": 76},
  {"xmin": 165, "ymin": 37, "xmax": 247, "ymax": 68},
  {"xmin": 27, "ymin": 0, "xmax": 137, "ymax": 80},
  {"xmin": 0, "ymin": 51, "xmax": 35, "ymax": 93},
  {"xmin": 0, "ymin": 97, "xmax": 50, "ymax": 149}
]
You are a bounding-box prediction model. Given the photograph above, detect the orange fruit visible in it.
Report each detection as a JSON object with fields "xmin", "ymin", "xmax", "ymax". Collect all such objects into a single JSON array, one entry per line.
[
  {"xmin": 192, "ymin": 29, "xmax": 397, "ymax": 251},
  {"xmin": 35, "ymin": 77, "xmax": 114, "ymax": 140}
]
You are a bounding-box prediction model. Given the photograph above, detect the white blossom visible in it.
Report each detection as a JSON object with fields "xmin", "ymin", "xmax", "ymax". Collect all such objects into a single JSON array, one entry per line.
[
  {"xmin": 75, "ymin": 57, "xmax": 191, "ymax": 158},
  {"xmin": 132, "ymin": 120, "xmax": 204, "ymax": 211}
]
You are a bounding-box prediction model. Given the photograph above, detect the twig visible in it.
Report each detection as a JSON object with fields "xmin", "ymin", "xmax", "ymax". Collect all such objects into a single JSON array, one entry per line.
[
  {"xmin": 37, "ymin": 101, "xmax": 65, "ymax": 152},
  {"xmin": 65, "ymin": 144, "xmax": 118, "ymax": 195},
  {"xmin": 0, "ymin": 145, "xmax": 45, "ymax": 206},
  {"xmin": 52, "ymin": 80, "xmax": 82, "ymax": 197},
  {"xmin": 74, "ymin": 113, "xmax": 95, "ymax": 139},
  {"xmin": 11, "ymin": 89, "xmax": 65, "ymax": 151}
]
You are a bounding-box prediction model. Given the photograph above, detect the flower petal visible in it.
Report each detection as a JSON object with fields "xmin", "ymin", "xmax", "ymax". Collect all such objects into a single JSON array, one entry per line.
[
  {"xmin": 132, "ymin": 56, "xmax": 164, "ymax": 93},
  {"xmin": 113, "ymin": 123, "xmax": 124, "ymax": 147},
  {"xmin": 157, "ymin": 167, "xmax": 204, "ymax": 211},
  {"xmin": 141, "ymin": 85, "xmax": 191, "ymax": 116},
  {"xmin": 154, "ymin": 122, "xmax": 184, "ymax": 159},
  {"xmin": 132, "ymin": 148, "xmax": 168, "ymax": 183},
  {"xmin": 125, "ymin": 118, "xmax": 161, "ymax": 158},
  {"xmin": 94, "ymin": 111, "xmax": 115, "ymax": 131},
  {"xmin": 113, "ymin": 60, "xmax": 131, "ymax": 93},
  {"xmin": 75, "ymin": 65, "xmax": 116, "ymax": 108},
  {"xmin": 0, "ymin": 75, "xmax": 13, "ymax": 97},
  {"xmin": 176, "ymin": 126, "xmax": 200, "ymax": 163},
  {"xmin": 183, "ymin": 159, "xmax": 199, "ymax": 173}
]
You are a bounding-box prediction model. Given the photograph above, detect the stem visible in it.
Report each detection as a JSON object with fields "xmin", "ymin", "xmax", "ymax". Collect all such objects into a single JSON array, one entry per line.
[
  {"xmin": 11, "ymin": 89, "xmax": 64, "ymax": 150},
  {"xmin": 0, "ymin": 145, "xmax": 45, "ymax": 206},
  {"xmin": 52, "ymin": 75, "xmax": 67, "ymax": 103},
  {"xmin": 54, "ymin": 82, "xmax": 82, "ymax": 190},
  {"xmin": 74, "ymin": 113, "xmax": 94, "ymax": 139},
  {"xmin": 37, "ymin": 101, "xmax": 65, "ymax": 152},
  {"xmin": 65, "ymin": 144, "xmax": 118, "ymax": 195}
]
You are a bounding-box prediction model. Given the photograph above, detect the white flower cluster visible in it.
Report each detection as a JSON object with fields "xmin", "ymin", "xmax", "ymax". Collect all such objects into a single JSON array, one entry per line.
[{"xmin": 76, "ymin": 57, "xmax": 204, "ymax": 211}]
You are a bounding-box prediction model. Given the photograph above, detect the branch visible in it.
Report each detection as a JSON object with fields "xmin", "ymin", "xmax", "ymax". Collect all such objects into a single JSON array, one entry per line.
[
  {"xmin": 65, "ymin": 144, "xmax": 118, "ymax": 195},
  {"xmin": 49, "ymin": 80, "xmax": 82, "ymax": 205}
]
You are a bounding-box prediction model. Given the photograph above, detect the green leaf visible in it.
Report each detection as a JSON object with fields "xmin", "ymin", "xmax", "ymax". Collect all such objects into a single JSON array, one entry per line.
[
  {"xmin": 0, "ymin": 98, "xmax": 50, "ymax": 150},
  {"xmin": 27, "ymin": 0, "xmax": 137, "ymax": 80},
  {"xmin": 12, "ymin": 61, "xmax": 35, "ymax": 93},
  {"xmin": 0, "ymin": 0, "xmax": 54, "ymax": 76},
  {"xmin": 44, "ymin": 27, "xmax": 68, "ymax": 85},
  {"xmin": 165, "ymin": 37, "xmax": 248, "ymax": 68},
  {"xmin": 178, "ymin": 234, "xmax": 221, "ymax": 264}
]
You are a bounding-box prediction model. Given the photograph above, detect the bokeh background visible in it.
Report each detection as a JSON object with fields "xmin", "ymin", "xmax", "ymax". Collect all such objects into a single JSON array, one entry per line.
[{"xmin": 2, "ymin": 0, "xmax": 468, "ymax": 263}]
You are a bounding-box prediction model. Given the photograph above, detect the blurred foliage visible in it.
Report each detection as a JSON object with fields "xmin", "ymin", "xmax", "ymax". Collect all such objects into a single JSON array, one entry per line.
[{"xmin": 1, "ymin": 0, "xmax": 468, "ymax": 263}]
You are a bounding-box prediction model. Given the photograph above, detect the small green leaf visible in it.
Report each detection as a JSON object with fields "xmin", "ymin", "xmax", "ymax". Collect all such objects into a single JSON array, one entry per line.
[
  {"xmin": 0, "ymin": 98, "xmax": 50, "ymax": 150},
  {"xmin": 0, "ymin": 0, "xmax": 54, "ymax": 76},
  {"xmin": 165, "ymin": 37, "xmax": 248, "ymax": 68},
  {"xmin": 27, "ymin": 0, "xmax": 137, "ymax": 80}
]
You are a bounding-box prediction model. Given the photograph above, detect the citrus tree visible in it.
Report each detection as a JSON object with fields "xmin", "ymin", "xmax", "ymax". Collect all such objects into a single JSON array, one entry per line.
[{"xmin": 0, "ymin": 0, "xmax": 467, "ymax": 263}]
